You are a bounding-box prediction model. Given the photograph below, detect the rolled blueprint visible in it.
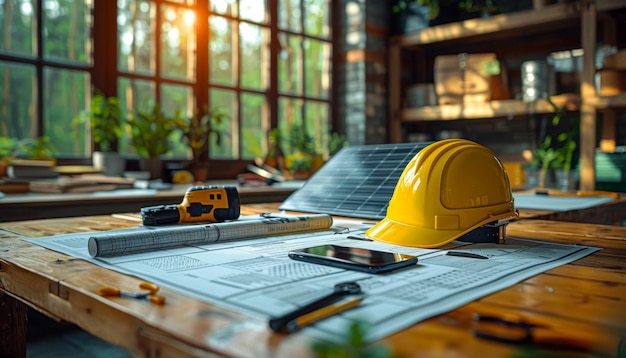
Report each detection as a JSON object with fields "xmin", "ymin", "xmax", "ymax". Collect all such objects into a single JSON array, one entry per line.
[{"xmin": 88, "ymin": 214, "xmax": 333, "ymax": 257}]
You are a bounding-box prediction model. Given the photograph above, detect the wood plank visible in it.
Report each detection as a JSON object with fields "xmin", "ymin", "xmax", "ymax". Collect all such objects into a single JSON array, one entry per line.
[
  {"xmin": 507, "ymin": 219, "xmax": 626, "ymax": 247},
  {"xmin": 523, "ymin": 270, "xmax": 626, "ymax": 299},
  {"xmin": 580, "ymin": 0, "xmax": 599, "ymax": 192},
  {"xmin": 457, "ymin": 301, "xmax": 622, "ymax": 356},
  {"xmin": 388, "ymin": 44, "xmax": 402, "ymax": 143},
  {"xmin": 586, "ymin": 92, "xmax": 626, "ymax": 109},
  {"xmin": 0, "ymin": 292, "xmax": 27, "ymax": 358},
  {"xmin": 401, "ymin": 95, "xmax": 579, "ymax": 122},
  {"xmin": 392, "ymin": 2, "xmax": 580, "ymax": 47},
  {"xmin": 479, "ymin": 282, "xmax": 625, "ymax": 329}
]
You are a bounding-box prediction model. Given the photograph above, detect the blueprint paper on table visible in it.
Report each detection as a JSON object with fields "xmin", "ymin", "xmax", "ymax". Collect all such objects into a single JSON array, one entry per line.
[
  {"xmin": 24, "ymin": 217, "xmax": 599, "ymax": 343},
  {"xmin": 513, "ymin": 193, "xmax": 615, "ymax": 211}
]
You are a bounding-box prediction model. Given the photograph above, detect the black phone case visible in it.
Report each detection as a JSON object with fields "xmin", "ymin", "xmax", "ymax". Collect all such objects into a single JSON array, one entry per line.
[{"xmin": 288, "ymin": 251, "xmax": 418, "ymax": 274}]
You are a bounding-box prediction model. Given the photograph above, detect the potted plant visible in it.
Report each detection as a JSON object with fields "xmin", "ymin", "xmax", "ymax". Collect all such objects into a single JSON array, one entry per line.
[
  {"xmin": 127, "ymin": 104, "xmax": 177, "ymax": 179},
  {"xmin": 391, "ymin": 0, "xmax": 439, "ymax": 34},
  {"xmin": 547, "ymin": 98, "xmax": 578, "ymax": 191},
  {"xmin": 16, "ymin": 136, "xmax": 58, "ymax": 160},
  {"xmin": 526, "ymin": 98, "xmax": 578, "ymax": 190},
  {"xmin": 458, "ymin": 0, "xmax": 499, "ymax": 19},
  {"xmin": 0, "ymin": 137, "xmax": 18, "ymax": 177},
  {"xmin": 327, "ymin": 132, "xmax": 349, "ymax": 157},
  {"xmin": 278, "ymin": 123, "xmax": 329, "ymax": 179},
  {"xmin": 73, "ymin": 92, "xmax": 125, "ymax": 175},
  {"xmin": 173, "ymin": 105, "xmax": 224, "ymax": 181}
]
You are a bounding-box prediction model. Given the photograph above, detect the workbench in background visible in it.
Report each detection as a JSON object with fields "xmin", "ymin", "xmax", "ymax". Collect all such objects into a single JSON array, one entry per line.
[{"xmin": 0, "ymin": 182, "xmax": 298, "ymax": 222}]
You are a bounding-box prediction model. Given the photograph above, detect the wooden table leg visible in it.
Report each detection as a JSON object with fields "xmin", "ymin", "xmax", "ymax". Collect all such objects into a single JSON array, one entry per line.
[{"xmin": 0, "ymin": 290, "xmax": 27, "ymax": 358}]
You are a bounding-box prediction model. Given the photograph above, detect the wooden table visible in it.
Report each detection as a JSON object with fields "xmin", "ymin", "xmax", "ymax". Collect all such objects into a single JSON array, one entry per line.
[
  {"xmin": 1, "ymin": 204, "xmax": 626, "ymax": 357},
  {"xmin": 0, "ymin": 183, "xmax": 298, "ymax": 222}
]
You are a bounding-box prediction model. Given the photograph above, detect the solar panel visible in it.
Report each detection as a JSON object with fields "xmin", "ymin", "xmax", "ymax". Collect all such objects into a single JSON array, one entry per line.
[{"xmin": 279, "ymin": 142, "xmax": 432, "ymax": 220}]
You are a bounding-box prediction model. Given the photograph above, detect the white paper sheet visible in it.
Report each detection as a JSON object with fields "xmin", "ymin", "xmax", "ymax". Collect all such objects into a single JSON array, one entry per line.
[
  {"xmin": 513, "ymin": 193, "xmax": 615, "ymax": 211},
  {"xmin": 24, "ymin": 217, "xmax": 599, "ymax": 343}
]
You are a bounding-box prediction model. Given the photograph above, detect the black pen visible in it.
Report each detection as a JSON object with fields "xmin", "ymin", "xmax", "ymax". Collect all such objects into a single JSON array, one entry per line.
[
  {"xmin": 446, "ymin": 251, "xmax": 488, "ymax": 260},
  {"xmin": 346, "ymin": 234, "xmax": 373, "ymax": 241}
]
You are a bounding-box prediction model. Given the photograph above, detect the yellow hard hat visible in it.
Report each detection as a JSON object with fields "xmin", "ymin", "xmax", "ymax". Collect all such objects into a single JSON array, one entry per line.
[{"xmin": 366, "ymin": 138, "xmax": 518, "ymax": 248}]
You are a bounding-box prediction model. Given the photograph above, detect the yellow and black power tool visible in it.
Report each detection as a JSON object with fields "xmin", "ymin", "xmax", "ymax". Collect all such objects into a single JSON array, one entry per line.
[{"xmin": 141, "ymin": 185, "xmax": 241, "ymax": 226}]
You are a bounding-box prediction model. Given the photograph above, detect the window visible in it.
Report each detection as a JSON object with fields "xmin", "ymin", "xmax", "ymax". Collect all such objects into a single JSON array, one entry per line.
[
  {"xmin": 0, "ymin": 0, "xmax": 92, "ymax": 155},
  {"xmin": 0, "ymin": 0, "xmax": 333, "ymax": 171}
]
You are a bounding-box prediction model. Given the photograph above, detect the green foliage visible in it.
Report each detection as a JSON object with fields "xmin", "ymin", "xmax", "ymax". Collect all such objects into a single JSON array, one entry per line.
[
  {"xmin": 272, "ymin": 125, "xmax": 348, "ymax": 171},
  {"xmin": 127, "ymin": 104, "xmax": 177, "ymax": 158},
  {"xmin": 0, "ymin": 137, "xmax": 19, "ymax": 161},
  {"xmin": 16, "ymin": 136, "xmax": 58, "ymax": 159},
  {"xmin": 459, "ymin": 0, "xmax": 498, "ymax": 15},
  {"xmin": 392, "ymin": 0, "xmax": 440, "ymax": 19},
  {"xmin": 311, "ymin": 321, "xmax": 394, "ymax": 358},
  {"xmin": 276, "ymin": 123, "xmax": 317, "ymax": 172},
  {"xmin": 328, "ymin": 132, "xmax": 349, "ymax": 156},
  {"xmin": 173, "ymin": 106, "xmax": 224, "ymax": 163},
  {"xmin": 283, "ymin": 122, "xmax": 317, "ymax": 156},
  {"xmin": 73, "ymin": 92, "xmax": 123, "ymax": 153},
  {"xmin": 532, "ymin": 136, "xmax": 559, "ymax": 170},
  {"xmin": 532, "ymin": 97, "xmax": 578, "ymax": 170}
]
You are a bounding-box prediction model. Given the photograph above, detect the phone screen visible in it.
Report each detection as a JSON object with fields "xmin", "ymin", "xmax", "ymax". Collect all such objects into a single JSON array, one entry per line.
[{"xmin": 288, "ymin": 244, "xmax": 418, "ymax": 274}]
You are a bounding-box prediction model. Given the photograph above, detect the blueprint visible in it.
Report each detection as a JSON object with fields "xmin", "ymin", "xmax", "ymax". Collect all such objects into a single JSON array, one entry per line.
[{"xmin": 25, "ymin": 216, "xmax": 599, "ymax": 343}]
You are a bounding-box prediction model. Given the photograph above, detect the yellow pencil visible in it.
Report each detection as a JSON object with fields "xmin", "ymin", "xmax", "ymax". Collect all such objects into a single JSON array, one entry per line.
[{"xmin": 285, "ymin": 296, "xmax": 363, "ymax": 332}]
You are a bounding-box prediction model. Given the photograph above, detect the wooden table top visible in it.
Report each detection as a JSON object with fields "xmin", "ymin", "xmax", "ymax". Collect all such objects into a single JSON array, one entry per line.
[
  {"xmin": 1, "ymin": 204, "xmax": 626, "ymax": 357},
  {"xmin": 0, "ymin": 183, "xmax": 298, "ymax": 222}
]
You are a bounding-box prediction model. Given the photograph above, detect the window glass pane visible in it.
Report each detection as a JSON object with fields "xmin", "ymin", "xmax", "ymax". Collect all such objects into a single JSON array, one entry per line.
[
  {"xmin": 304, "ymin": 100, "xmax": 329, "ymax": 156},
  {"xmin": 118, "ymin": 0, "xmax": 156, "ymax": 74},
  {"xmin": 239, "ymin": 0, "xmax": 265, "ymax": 24},
  {"xmin": 240, "ymin": 22, "xmax": 267, "ymax": 90},
  {"xmin": 0, "ymin": 0, "xmax": 36, "ymax": 56},
  {"xmin": 240, "ymin": 92, "xmax": 267, "ymax": 159},
  {"xmin": 167, "ymin": 0, "xmax": 195, "ymax": 5},
  {"xmin": 161, "ymin": 83, "xmax": 193, "ymax": 157},
  {"xmin": 210, "ymin": 89, "xmax": 237, "ymax": 159},
  {"xmin": 277, "ymin": 96, "xmax": 303, "ymax": 155},
  {"xmin": 304, "ymin": 38, "xmax": 330, "ymax": 98},
  {"xmin": 161, "ymin": 4, "xmax": 196, "ymax": 81},
  {"xmin": 43, "ymin": 0, "xmax": 92, "ymax": 64},
  {"xmin": 0, "ymin": 61, "xmax": 36, "ymax": 139},
  {"xmin": 278, "ymin": 33, "xmax": 302, "ymax": 95},
  {"xmin": 278, "ymin": 0, "xmax": 300, "ymax": 32},
  {"xmin": 118, "ymin": 77, "xmax": 155, "ymax": 154},
  {"xmin": 209, "ymin": 15, "xmax": 235, "ymax": 86},
  {"xmin": 43, "ymin": 67, "xmax": 89, "ymax": 155},
  {"xmin": 210, "ymin": 0, "xmax": 236, "ymax": 17},
  {"xmin": 304, "ymin": 0, "xmax": 330, "ymax": 38}
]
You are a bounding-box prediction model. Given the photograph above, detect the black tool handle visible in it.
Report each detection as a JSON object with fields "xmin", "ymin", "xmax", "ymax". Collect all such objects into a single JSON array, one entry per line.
[
  {"xmin": 141, "ymin": 204, "xmax": 180, "ymax": 225},
  {"xmin": 268, "ymin": 291, "xmax": 345, "ymax": 332}
]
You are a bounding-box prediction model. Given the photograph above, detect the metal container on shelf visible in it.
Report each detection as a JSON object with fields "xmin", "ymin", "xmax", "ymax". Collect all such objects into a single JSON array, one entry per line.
[
  {"xmin": 405, "ymin": 83, "xmax": 437, "ymax": 108},
  {"xmin": 521, "ymin": 60, "xmax": 554, "ymax": 102}
]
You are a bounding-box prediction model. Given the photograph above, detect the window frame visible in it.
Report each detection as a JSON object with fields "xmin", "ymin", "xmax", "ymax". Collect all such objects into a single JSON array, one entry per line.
[{"xmin": 1, "ymin": 0, "xmax": 336, "ymax": 177}]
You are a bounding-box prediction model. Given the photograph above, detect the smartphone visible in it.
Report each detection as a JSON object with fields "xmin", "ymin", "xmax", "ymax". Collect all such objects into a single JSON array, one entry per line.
[{"xmin": 288, "ymin": 244, "xmax": 418, "ymax": 274}]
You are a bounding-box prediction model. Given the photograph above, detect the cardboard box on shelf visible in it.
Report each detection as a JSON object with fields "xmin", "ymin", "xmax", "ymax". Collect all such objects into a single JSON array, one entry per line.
[
  {"xmin": 597, "ymin": 69, "xmax": 626, "ymax": 96},
  {"xmin": 434, "ymin": 53, "xmax": 497, "ymax": 105},
  {"xmin": 603, "ymin": 50, "xmax": 626, "ymax": 70}
]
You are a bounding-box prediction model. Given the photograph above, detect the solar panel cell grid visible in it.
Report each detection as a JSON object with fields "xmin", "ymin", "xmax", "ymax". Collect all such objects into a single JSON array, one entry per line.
[{"xmin": 279, "ymin": 142, "xmax": 431, "ymax": 220}]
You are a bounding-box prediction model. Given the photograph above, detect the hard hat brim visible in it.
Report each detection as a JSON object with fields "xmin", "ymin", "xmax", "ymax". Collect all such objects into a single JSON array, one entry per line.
[{"xmin": 366, "ymin": 210, "xmax": 518, "ymax": 248}]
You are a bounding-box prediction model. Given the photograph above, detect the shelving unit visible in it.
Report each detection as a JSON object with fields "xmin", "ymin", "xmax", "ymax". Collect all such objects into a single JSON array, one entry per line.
[{"xmin": 388, "ymin": 0, "xmax": 626, "ymax": 191}]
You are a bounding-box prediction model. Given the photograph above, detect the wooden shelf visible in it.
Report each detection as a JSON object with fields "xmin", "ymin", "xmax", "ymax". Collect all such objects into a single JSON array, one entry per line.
[
  {"xmin": 391, "ymin": 2, "xmax": 579, "ymax": 47},
  {"xmin": 401, "ymin": 95, "xmax": 580, "ymax": 122},
  {"xmin": 388, "ymin": 0, "xmax": 626, "ymax": 191},
  {"xmin": 585, "ymin": 93, "xmax": 626, "ymax": 109}
]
